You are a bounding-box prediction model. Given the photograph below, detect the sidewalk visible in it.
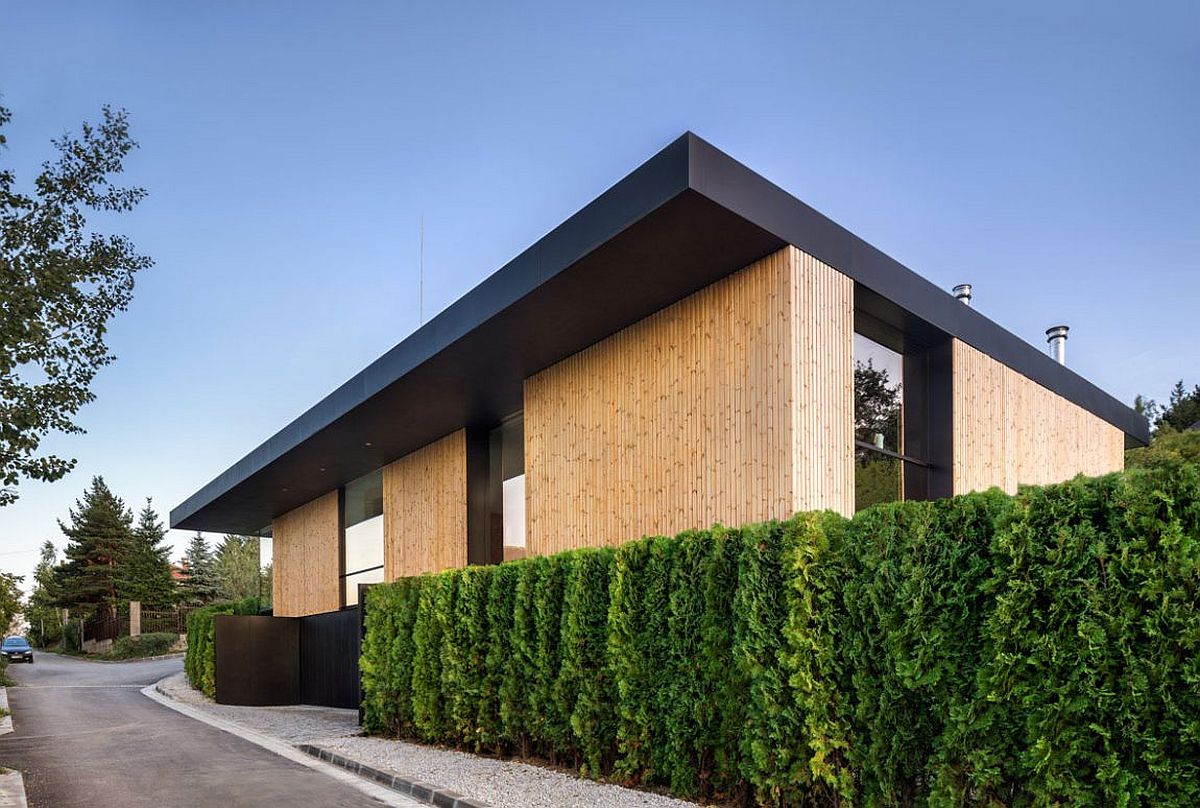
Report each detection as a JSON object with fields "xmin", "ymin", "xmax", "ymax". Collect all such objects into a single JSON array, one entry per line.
[{"xmin": 154, "ymin": 673, "xmax": 699, "ymax": 808}]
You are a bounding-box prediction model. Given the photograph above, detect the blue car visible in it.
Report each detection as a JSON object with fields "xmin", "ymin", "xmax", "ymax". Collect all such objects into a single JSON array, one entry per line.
[{"xmin": 2, "ymin": 636, "xmax": 33, "ymax": 664}]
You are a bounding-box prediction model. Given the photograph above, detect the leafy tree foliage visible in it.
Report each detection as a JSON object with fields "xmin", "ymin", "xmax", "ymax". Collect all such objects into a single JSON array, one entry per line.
[
  {"xmin": 120, "ymin": 499, "xmax": 176, "ymax": 607},
  {"xmin": 180, "ymin": 532, "xmax": 220, "ymax": 604},
  {"xmin": 212, "ymin": 534, "xmax": 262, "ymax": 601},
  {"xmin": 0, "ymin": 103, "xmax": 152, "ymax": 506},
  {"xmin": 0, "ymin": 570, "xmax": 23, "ymax": 634},
  {"xmin": 56, "ymin": 476, "xmax": 134, "ymax": 619},
  {"xmin": 24, "ymin": 540, "xmax": 63, "ymax": 645}
]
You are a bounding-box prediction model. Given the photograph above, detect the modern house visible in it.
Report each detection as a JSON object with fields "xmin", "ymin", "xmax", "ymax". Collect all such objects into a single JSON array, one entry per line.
[{"xmin": 171, "ymin": 133, "xmax": 1148, "ymax": 631}]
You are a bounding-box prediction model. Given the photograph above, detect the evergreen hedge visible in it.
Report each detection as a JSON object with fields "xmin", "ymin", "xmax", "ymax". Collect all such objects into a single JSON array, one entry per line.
[
  {"xmin": 184, "ymin": 596, "xmax": 259, "ymax": 697},
  {"xmin": 360, "ymin": 464, "xmax": 1200, "ymax": 806}
]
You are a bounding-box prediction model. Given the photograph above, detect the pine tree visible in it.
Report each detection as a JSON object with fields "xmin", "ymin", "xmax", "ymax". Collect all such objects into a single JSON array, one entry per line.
[
  {"xmin": 120, "ymin": 499, "xmax": 177, "ymax": 608},
  {"xmin": 57, "ymin": 476, "xmax": 134, "ymax": 619},
  {"xmin": 24, "ymin": 540, "xmax": 64, "ymax": 646},
  {"xmin": 181, "ymin": 532, "xmax": 220, "ymax": 604}
]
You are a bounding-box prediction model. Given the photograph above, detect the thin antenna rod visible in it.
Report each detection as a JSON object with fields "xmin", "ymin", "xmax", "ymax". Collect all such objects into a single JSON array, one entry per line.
[{"xmin": 418, "ymin": 216, "xmax": 424, "ymax": 325}]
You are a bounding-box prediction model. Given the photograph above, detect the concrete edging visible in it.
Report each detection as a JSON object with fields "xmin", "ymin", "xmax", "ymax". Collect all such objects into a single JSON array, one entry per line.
[
  {"xmin": 0, "ymin": 687, "xmax": 12, "ymax": 736},
  {"xmin": 296, "ymin": 744, "xmax": 490, "ymax": 808},
  {"xmin": 141, "ymin": 679, "xmax": 421, "ymax": 808},
  {"xmin": 0, "ymin": 687, "xmax": 30, "ymax": 808},
  {"xmin": 0, "ymin": 769, "xmax": 28, "ymax": 808}
]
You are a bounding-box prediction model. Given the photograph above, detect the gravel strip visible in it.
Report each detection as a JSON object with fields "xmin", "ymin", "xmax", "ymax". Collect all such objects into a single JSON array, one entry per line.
[
  {"xmin": 156, "ymin": 672, "xmax": 359, "ymax": 744},
  {"xmin": 156, "ymin": 672, "xmax": 700, "ymax": 808},
  {"xmin": 315, "ymin": 736, "xmax": 700, "ymax": 808}
]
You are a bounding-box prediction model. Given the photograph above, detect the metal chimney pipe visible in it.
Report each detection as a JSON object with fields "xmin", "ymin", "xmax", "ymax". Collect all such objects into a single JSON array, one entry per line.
[
  {"xmin": 1046, "ymin": 325, "xmax": 1069, "ymax": 365},
  {"xmin": 953, "ymin": 283, "xmax": 973, "ymax": 305}
]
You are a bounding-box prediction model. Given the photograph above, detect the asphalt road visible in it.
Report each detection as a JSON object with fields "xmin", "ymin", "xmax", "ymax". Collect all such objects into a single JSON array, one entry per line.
[{"xmin": 0, "ymin": 651, "xmax": 390, "ymax": 808}]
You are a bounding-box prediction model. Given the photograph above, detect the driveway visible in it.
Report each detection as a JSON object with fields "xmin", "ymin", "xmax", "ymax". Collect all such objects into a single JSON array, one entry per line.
[{"xmin": 0, "ymin": 652, "xmax": 393, "ymax": 807}]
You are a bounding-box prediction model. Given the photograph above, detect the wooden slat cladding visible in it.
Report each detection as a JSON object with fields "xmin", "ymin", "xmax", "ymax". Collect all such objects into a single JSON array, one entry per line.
[
  {"xmin": 952, "ymin": 340, "xmax": 1124, "ymax": 494},
  {"xmin": 271, "ymin": 491, "xmax": 339, "ymax": 617},
  {"xmin": 524, "ymin": 246, "xmax": 853, "ymax": 556},
  {"xmin": 383, "ymin": 429, "xmax": 468, "ymax": 578}
]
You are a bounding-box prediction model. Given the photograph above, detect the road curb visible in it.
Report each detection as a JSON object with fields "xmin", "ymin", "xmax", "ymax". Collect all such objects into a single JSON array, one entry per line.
[
  {"xmin": 0, "ymin": 769, "xmax": 28, "ymax": 808},
  {"xmin": 296, "ymin": 744, "xmax": 491, "ymax": 808},
  {"xmin": 142, "ymin": 679, "xmax": 422, "ymax": 808},
  {"xmin": 36, "ymin": 650, "xmax": 186, "ymax": 665},
  {"xmin": 0, "ymin": 688, "xmax": 12, "ymax": 736}
]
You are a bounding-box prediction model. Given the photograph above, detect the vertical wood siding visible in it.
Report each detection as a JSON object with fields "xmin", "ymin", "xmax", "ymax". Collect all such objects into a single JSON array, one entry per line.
[
  {"xmin": 271, "ymin": 491, "xmax": 340, "ymax": 617},
  {"xmin": 952, "ymin": 339, "xmax": 1124, "ymax": 494},
  {"xmin": 383, "ymin": 429, "xmax": 468, "ymax": 578},
  {"xmin": 524, "ymin": 246, "xmax": 853, "ymax": 556}
]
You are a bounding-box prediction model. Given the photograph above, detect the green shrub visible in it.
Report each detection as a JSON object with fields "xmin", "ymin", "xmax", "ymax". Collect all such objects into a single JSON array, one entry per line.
[
  {"xmin": 528, "ymin": 554, "xmax": 570, "ymax": 759},
  {"xmin": 558, "ymin": 547, "xmax": 617, "ymax": 777},
  {"xmin": 442, "ymin": 567, "xmax": 487, "ymax": 747},
  {"xmin": 501, "ymin": 558, "xmax": 538, "ymax": 754},
  {"xmin": 184, "ymin": 597, "xmax": 259, "ymax": 697},
  {"xmin": 108, "ymin": 632, "xmax": 179, "ymax": 660},
  {"xmin": 411, "ymin": 574, "xmax": 451, "ymax": 741},
  {"xmin": 479, "ymin": 562, "xmax": 519, "ymax": 751},
  {"xmin": 608, "ymin": 534, "xmax": 674, "ymax": 783},
  {"xmin": 781, "ymin": 511, "xmax": 855, "ymax": 803},
  {"xmin": 361, "ymin": 576, "xmax": 423, "ymax": 735},
  {"xmin": 836, "ymin": 492, "xmax": 1014, "ymax": 805},
  {"xmin": 357, "ymin": 463, "xmax": 1200, "ymax": 807},
  {"xmin": 62, "ymin": 618, "xmax": 82, "ymax": 653},
  {"xmin": 733, "ymin": 521, "xmax": 814, "ymax": 807},
  {"xmin": 961, "ymin": 468, "xmax": 1200, "ymax": 806}
]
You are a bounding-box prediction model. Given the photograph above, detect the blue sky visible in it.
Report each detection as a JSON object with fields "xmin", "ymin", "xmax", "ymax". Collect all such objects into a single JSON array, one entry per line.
[{"xmin": 0, "ymin": 1, "xmax": 1196, "ymax": 588}]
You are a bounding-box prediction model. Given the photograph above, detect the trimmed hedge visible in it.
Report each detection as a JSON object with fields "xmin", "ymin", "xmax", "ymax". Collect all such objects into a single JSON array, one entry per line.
[
  {"xmin": 184, "ymin": 597, "xmax": 260, "ymax": 697},
  {"xmin": 361, "ymin": 464, "xmax": 1200, "ymax": 806}
]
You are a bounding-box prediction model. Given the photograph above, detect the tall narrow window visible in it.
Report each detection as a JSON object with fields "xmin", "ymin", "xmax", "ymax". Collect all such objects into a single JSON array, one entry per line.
[
  {"xmin": 341, "ymin": 468, "xmax": 383, "ymax": 606},
  {"xmin": 487, "ymin": 413, "xmax": 525, "ymax": 563},
  {"xmin": 854, "ymin": 333, "xmax": 906, "ymax": 510}
]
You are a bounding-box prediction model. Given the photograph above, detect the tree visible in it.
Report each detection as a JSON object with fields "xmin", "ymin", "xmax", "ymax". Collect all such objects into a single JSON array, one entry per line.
[
  {"xmin": 0, "ymin": 571, "xmax": 23, "ymax": 635},
  {"xmin": 0, "ymin": 103, "xmax": 152, "ymax": 506},
  {"xmin": 213, "ymin": 534, "xmax": 262, "ymax": 601},
  {"xmin": 24, "ymin": 540, "xmax": 63, "ymax": 646},
  {"xmin": 1158, "ymin": 381, "xmax": 1200, "ymax": 432},
  {"xmin": 1134, "ymin": 381, "xmax": 1200, "ymax": 435},
  {"xmin": 120, "ymin": 499, "xmax": 176, "ymax": 608},
  {"xmin": 56, "ymin": 476, "xmax": 134, "ymax": 619},
  {"xmin": 180, "ymin": 532, "xmax": 220, "ymax": 604}
]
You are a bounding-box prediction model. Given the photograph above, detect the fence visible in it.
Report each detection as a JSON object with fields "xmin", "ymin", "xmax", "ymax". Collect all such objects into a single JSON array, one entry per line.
[
  {"xmin": 141, "ymin": 608, "xmax": 194, "ymax": 635},
  {"xmin": 81, "ymin": 612, "xmax": 128, "ymax": 643},
  {"xmin": 82, "ymin": 605, "xmax": 195, "ymax": 644}
]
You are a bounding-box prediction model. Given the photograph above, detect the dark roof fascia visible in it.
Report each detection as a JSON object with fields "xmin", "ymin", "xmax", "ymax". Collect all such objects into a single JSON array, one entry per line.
[
  {"xmin": 171, "ymin": 132, "xmax": 1149, "ymax": 533},
  {"xmin": 170, "ymin": 135, "xmax": 695, "ymax": 531}
]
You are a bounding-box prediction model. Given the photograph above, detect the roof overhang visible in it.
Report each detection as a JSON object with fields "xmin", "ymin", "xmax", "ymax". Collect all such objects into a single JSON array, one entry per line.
[{"xmin": 171, "ymin": 133, "xmax": 1149, "ymax": 533}]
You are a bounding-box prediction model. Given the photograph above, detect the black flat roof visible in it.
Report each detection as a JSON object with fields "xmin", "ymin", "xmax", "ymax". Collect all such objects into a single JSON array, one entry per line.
[{"xmin": 171, "ymin": 133, "xmax": 1149, "ymax": 533}]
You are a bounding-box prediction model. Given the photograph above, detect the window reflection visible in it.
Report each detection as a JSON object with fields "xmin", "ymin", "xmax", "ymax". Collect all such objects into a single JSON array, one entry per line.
[
  {"xmin": 854, "ymin": 334, "xmax": 904, "ymax": 510},
  {"xmin": 342, "ymin": 468, "xmax": 384, "ymax": 606}
]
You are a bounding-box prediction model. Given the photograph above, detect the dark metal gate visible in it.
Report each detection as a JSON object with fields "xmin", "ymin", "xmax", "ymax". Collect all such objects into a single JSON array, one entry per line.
[
  {"xmin": 299, "ymin": 607, "xmax": 360, "ymax": 709},
  {"xmin": 213, "ymin": 606, "xmax": 361, "ymax": 710}
]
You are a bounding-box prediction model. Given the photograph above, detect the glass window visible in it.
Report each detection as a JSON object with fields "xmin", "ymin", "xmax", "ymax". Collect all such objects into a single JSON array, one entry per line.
[
  {"xmin": 854, "ymin": 333, "xmax": 905, "ymax": 511},
  {"xmin": 343, "ymin": 567, "xmax": 385, "ymax": 607},
  {"xmin": 341, "ymin": 469, "xmax": 384, "ymax": 606},
  {"xmin": 488, "ymin": 413, "xmax": 525, "ymax": 563}
]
